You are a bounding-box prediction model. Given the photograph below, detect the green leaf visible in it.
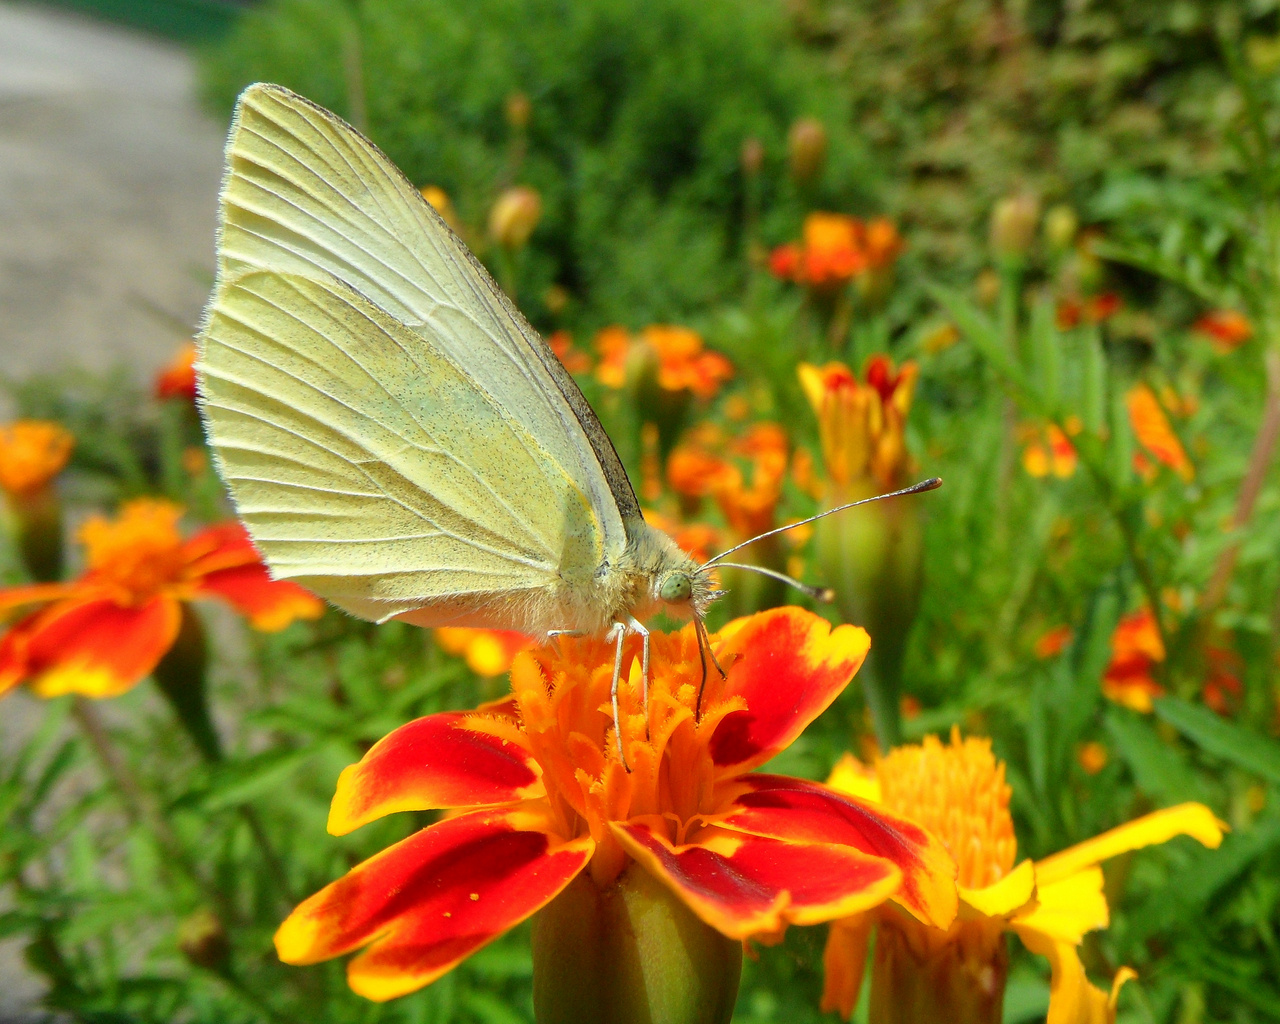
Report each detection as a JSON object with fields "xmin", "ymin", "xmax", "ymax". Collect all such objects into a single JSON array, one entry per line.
[
  {"xmin": 1105, "ymin": 708, "xmax": 1203, "ymax": 804},
  {"xmin": 1154, "ymin": 697, "xmax": 1280, "ymax": 785},
  {"xmin": 176, "ymin": 742, "xmax": 336, "ymax": 812},
  {"xmin": 929, "ymin": 283, "xmax": 1032, "ymax": 396}
]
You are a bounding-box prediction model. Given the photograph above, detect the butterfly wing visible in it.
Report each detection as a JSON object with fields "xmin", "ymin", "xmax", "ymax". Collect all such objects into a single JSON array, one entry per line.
[{"xmin": 198, "ymin": 83, "xmax": 638, "ymax": 630}]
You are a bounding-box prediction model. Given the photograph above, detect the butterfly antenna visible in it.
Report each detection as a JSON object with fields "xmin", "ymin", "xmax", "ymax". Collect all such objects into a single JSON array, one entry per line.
[
  {"xmin": 702, "ymin": 477, "xmax": 942, "ymax": 568},
  {"xmin": 709, "ymin": 562, "xmax": 835, "ymax": 603}
]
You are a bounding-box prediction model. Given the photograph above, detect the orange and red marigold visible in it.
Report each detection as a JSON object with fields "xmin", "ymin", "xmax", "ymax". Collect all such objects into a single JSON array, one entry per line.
[
  {"xmin": 274, "ymin": 607, "xmax": 957, "ymax": 1001},
  {"xmin": 0, "ymin": 498, "xmax": 323, "ymax": 699}
]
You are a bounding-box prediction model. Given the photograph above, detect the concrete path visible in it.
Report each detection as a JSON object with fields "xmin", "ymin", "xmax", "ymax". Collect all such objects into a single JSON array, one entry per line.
[
  {"xmin": 0, "ymin": 5, "xmax": 226, "ymax": 1016},
  {"xmin": 0, "ymin": 1, "xmax": 225, "ymax": 385}
]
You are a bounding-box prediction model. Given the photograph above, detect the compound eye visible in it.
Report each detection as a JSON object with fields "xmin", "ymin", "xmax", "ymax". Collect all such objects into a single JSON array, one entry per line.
[{"xmin": 659, "ymin": 572, "xmax": 693, "ymax": 603}]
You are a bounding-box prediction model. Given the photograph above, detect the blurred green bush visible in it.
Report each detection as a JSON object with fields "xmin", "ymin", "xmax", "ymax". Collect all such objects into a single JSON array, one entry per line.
[{"xmin": 202, "ymin": 0, "xmax": 880, "ymax": 326}]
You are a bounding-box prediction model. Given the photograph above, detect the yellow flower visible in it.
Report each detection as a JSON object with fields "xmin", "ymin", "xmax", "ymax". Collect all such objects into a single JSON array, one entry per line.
[
  {"xmin": 798, "ymin": 356, "xmax": 918, "ymax": 491},
  {"xmin": 821, "ymin": 730, "xmax": 1225, "ymax": 1024}
]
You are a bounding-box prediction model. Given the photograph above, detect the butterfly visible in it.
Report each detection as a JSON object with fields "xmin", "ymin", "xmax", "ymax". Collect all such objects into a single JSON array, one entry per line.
[{"xmin": 196, "ymin": 83, "xmax": 938, "ymax": 762}]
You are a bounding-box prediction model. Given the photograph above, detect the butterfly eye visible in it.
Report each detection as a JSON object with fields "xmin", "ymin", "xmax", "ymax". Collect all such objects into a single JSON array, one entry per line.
[{"xmin": 659, "ymin": 572, "xmax": 693, "ymax": 604}]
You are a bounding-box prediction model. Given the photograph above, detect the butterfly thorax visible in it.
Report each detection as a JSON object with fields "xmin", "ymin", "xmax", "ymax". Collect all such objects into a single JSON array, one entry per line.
[{"xmin": 608, "ymin": 518, "xmax": 716, "ymax": 626}]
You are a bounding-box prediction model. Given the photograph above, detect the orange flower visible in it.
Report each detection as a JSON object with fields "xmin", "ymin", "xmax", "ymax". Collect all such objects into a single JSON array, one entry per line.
[
  {"xmin": 547, "ymin": 330, "xmax": 591, "ymax": 375},
  {"xmin": 592, "ymin": 325, "xmax": 632, "ymax": 389},
  {"xmin": 155, "ymin": 342, "xmax": 198, "ymax": 401},
  {"xmin": 769, "ymin": 213, "xmax": 897, "ymax": 292},
  {"xmin": 822, "ymin": 732, "xmax": 1223, "ymax": 1024},
  {"xmin": 593, "ymin": 325, "xmax": 733, "ymax": 400},
  {"xmin": 276, "ymin": 609, "xmax": 956, "ymax": 1001},
  {"xmin": 642, "ymin": 326, "xmax": 734, "ymax": 400},
  {"xmin": 666, "ymin": 442, "xmax": 730, "ymax": 501},
  {"xmin": 711, "ymin": 423, "xmax": 788, "ymax": 538},
  {"xmin": 798, "ymin": 356, "xmax": 918, "ymax": 490},
  {"xmin": 1034, "ymin": 625, "xmax": 1073, "ymax": 659},
  {"xmin": 0, "ymin": 499, "xmax": 323, "ymax": 699},
  {"xmin": 1126, "ymin": 384, "xmax": 1194, "ymax": 482},
  {"xmin": 1022, "ymin": 423, "xmax": 1078, "ymax": 479},
  {"xmin": 1055, "ymin": 293, "xmax": 1122, "ymax": 330},
  {"xmin": 1193, "ymin": 310, "xmax": 1252, "ymax": 353},
  {"xmin": 436, "ymin": 628, "xmax": 535, "ymax": 678},
  {"xmin": 863, "ymin": 218, "xmax": 905, "ymax": 271},
  {"xmin": 1102, "ymin": 608, "xmax": 1165, "ymax": 712},
  {"xmin": 0, "ymin": 421, "xmax": 74, "ymax": 498}
]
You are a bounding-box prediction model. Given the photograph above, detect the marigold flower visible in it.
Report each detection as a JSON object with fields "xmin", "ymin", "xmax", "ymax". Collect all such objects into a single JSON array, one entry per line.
[
  {"xmin": 592, "ymin": 325, "xmax": 632, "ymax": 389},
  {"xmin": 667, "ymin": 442, "xmax": 731, "ymax": 502},
  {"xmin": 711, "ymin": 423, "xmax": 788, "ymax": 539},
  {"xmin": 1126, "ymin": 384, "xmax": 1193, "ymax": 482},
  {"xmin": 1034, "ymin": 625, "xmax": 1073, "ymax": 659},
  {"xmin": 821, "ymin": 730, "xmax": 1224, "ymax": 1024},
  {"xmin": 642, "ymin": 326, "xmax": 734, "ymax": 401},
  {"xmin": 0, "ymin": 499, "xmax": 323, "ymax": 699},
  {"xmin": 798, "ymin": 356, "xmax": 918, "ymax": 491},
  {"xmin": 1102, "ymin": 609, "xmax": 1165, "ymax": 713},
  {"xmin": 1056, "ymin": 293, "xmax": 1122, "ymax": 331},
  {"xmin": 154, "ymin": 342, "xmax": 198, "ymax": 401},
  {"xmin": 275, "ymin": 608, "xmax": 958, "ymax": 1002},
  {"xmin": 436, "ymin": 628, "xmax": 535, "ymax": 678},
  {"xmin": 0, "ymin": 421, "xmax": 74, "ymax": 499},
  {"xmin": 593, "ymin": 326, "xmax": 733, "ymax": 402},
  {"xmin": 769, "ymin": 213, "xmax": 891, "ymax": 292},
  {"xmin": 1193, "ymin": 309, "xmax": 1252, "ymax": 353}
]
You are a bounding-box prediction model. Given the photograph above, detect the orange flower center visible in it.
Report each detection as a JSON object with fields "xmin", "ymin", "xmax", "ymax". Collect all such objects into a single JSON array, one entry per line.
[
  {"xmin": 0, "ymin": 421, "xmax": 74, "ymax": 497},
  {"xmin": 876, "ymin": 729, "xmax": 1016, "ymax": 889},
  {"xmin": 493, "ymin": 629, "xmax": 744, "ymax": 884},
  {"xmin": 79, "ymin": 499, "xmax": 189, "ymax": 602}
]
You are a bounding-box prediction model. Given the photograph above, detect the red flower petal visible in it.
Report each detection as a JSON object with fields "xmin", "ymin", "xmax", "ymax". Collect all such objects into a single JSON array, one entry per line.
[
  {"xmin": 709, "ymin": 608, "xmax": 869, "ymax": 774},
  {"xmin": 196, "ymin": 562, "xmax": 323, "ymax": 631},
  {"xmin": 612, "ymin": 822, "xmax": 901, "ymax": 940},
  {"xmin": 717, "ymin": 775, "xmax": 957, "ymax": 928},
  {"xmin": 13, "ymin": 594, "xmax": 180, "ymax": 698},
  {"xmin": 275, "ymin": 809, "xmax": 591, "ymax": 1002},
  {"xmin": 182, "ymin": 522, "xmax": 262, "ymax": 575},
  {"xmin": 328, "ymin": 713, "xmax": 543, "ymax": 835}
]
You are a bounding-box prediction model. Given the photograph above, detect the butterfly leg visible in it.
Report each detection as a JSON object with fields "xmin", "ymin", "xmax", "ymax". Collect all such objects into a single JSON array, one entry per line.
[
  {"xmin": 607, "ymin": 621, "xmax": 630, "ymax": 771},
  {"xmin": 545, "ymin": 628, "xmax": 586, "ymax": 657},
  {"xmin": 626, "ymin": 616, "xmax": 652, "ymax": 740}
]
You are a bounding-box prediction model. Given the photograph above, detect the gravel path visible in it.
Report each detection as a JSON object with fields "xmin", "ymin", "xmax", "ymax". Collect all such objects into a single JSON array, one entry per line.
[
  {"xmin": 0, "ymin": 1, "xmax": 224, "ymax": 385},
  {"xmin": 0, "ymin": 5, "xmax": 226, "ymax": 1016}
]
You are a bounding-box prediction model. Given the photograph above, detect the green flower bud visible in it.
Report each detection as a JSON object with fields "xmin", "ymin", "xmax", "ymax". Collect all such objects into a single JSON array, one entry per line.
[{"xmin": 533, "ymin": 864, "xmax": 742, "ymax": 1024}]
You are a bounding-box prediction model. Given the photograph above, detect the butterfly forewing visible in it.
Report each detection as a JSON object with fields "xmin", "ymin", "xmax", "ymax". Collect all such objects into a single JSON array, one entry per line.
[{"xmin": 199, "ymin": 83, "xmax": 637, "ymax": 629}]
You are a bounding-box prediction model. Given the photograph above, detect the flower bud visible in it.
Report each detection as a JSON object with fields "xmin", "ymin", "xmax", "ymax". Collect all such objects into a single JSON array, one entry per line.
[
  {"xmin": 505, "ymin": 91, "xmax": 531, "ymax": 131},
  {"xmin": 1043, "ymin": 204, "xmax": 1078, "ymax": 251},
  {"xmin": 740, "ymin": 137, "xmax": 764, "ymax": 177},
  {"xmin": 867, "ymin": 912, "xmax": 1007, "ymax": 1024},
  {"xmin": 787, "ymin": 117, "xmax": 827, "ymax": 185},
  {"xmin": 488, "ymin": 185, "xmax": 542, "ymax": 251},
  {"xmin": 178, "ymin": 908, "xmax": 229, "ymax": 970},
  {"xmin": 0, "ymin": 421, "xmax": 73, "ymax": 582},
  {"xmin": 989, "ymin": 194, "xmax": 1039, "ymax": 259},
  {"xmin": 533, "ymin": 865, "xmax": 741, "ymax": 1024}
]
